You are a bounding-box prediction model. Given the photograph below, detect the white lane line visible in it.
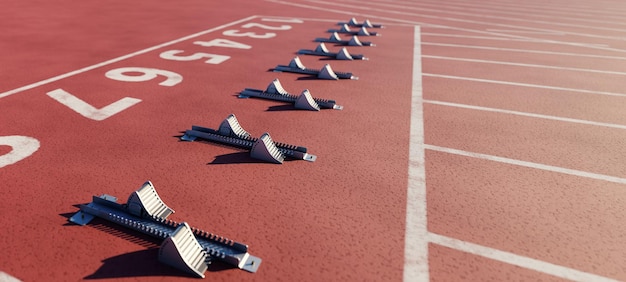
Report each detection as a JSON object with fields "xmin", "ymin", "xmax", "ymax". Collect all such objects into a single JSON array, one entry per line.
[
  {"xmin": 266, "ymin": 0, "xmax": 440, "ymax": 27},
  {"xmin": 422, "ymin": 0, "xmax": 626, "ymax": 19},
  {"xmin": 344, "ymin": 0, "xmax": 626, "ymax": 34},
  {"xmin": 269, "ymin": 0, "xmax": 623, "ymax": 52},
  {"xmin": 425, "ymin": 144, "xmax": 626, "ymax": 185},
  {"xmin": 422, "ymin": 42, "xmax": 626, "ymax": 61},
  {"xmin": 0, "ymin": 15, "xmax": 258, "ymax": 99},
  {"xmin": 422, "ymin": 32, "xmax": 548, "ymax": 42},
  {"xmin": 424, "ymin": 100, "xmax": 626, "ymax": 130},
  {"xmin": 428, "ymin": 233, "xmax": 621, "ymax": 282},
  {"xmin": 420, "ymin": 33, "xmax": 609, "ymax": 48},
  {"xmin": 423, "ymin": 55, "xmax": 626, "ymax": 76},
  {"xmin": 423, "ymin": 73, "xmax": 626, "ymax": 98},
  {"xmin": 0, "ymin": 271, "xmax": 21, "ymax": 282},
  {"xmin": 405, "ymin": 26, "xmax": 429, "ymax": 282},
  {"xmin": 485, "ymin": 29, "xmax": 565, "ymax": 35},
  {"xmin": 393, "ymin": 0, "xmax": 626, "ymax": 28},
  {"xmin": 304, "ymin": 0, "xmax": 626, "ymax": 45}
]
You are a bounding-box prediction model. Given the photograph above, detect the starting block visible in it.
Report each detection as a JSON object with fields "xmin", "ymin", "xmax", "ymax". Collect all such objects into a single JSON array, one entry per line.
[
  {"xmin": 181, "ymin": 114, "xmax": 317, "ymax": 163},
  {"xmin": 273, "ymin": 56, "xmax": 358, "ymax": 80},
  {"xmin": 328, "ymin": 24, "xmax": 379, "ymax": 36},
  {"xmin": 297, "ymin": 43, "xmax": 366, "ymax": 60},
  {"xmin": 314, "ymin": 33, "xmax": 375, "ymax": 47},
  {"xmin": 68, "ymin": 181, "xmax": 262, "ymax": 278},
  {"xmin": 338, "ymin": 17, "xmax": 384, "ymax": 28},
  {"xmin": 239, "ymin": 78, "xmax": 343, "ymax": 110}
]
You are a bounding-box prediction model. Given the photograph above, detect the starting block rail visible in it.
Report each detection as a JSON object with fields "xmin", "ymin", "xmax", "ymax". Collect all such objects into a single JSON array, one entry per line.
[
  {"xmin": 181, "ymin": 114, "xmax": 316, "ymax": 163},
  {"xmin": 338, "ymin": 18, "xmax": 384, "ymax": 28},
  {"xmin": 273, "ymin": 56, "xmax": 357, "ymax": 80},
  {"xmin": 327, "ymin": 25, "xmax": 379, "ymax": 36},
  {"xmin": 69, "ymin": 181, "xmax": 261, "ymax": 278},
  {"xmin": 314, "ymin": 33, "xmax": 375, "ymax": 47},
  {"xmin": 239, "ymin": 78, "xmax": 343, "ymax": 110},
  {"xmin": 297, "ymin": 43, "xmax": 366, "ymax": 60}
]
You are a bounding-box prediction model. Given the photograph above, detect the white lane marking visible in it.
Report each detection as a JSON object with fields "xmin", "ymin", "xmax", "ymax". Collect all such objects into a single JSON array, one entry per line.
[
  {"xmin": 0, "ymin": 15, "xmax": 258, "ymax": 99},
  {"xmin": 405, "ymin": 26, "xmax": 429, "ymax": 282},
  {"xmin": 349, "ymin": 0, "xmax": 626, "ymax": 33},
  {"xmin": 420, "ymin": 32, "xmax": 609, "ymax": 48},
  {"xmin": 375, "ymin": 0, "xmax": 626, "ymax": 29},
  {"xmin": 0, "ymin": 271, "xmax": 21, "ymax": 282},
  {"xmin": 423, "ymin": 73, "xmax": 626, "ymax": 98},
  {"xmin": 423, "ymin": 55, "xmax": 626, "ymax": 76},
  {"xmin": 303, "ymin": 0, "xmax": 626, "ymax": 45},
  {"xmin": 0, "ymin": 136, "xmax": 40, "ymax": 169},
  {"xmin": 266, "ymin": 0, "xmax": 439, "ymax": 27},
  {"xmin": 422, "ymin": 42, "xmax": 626, "ymax": 61},
  {"xmin": 269, "ymin": 0, "xmax": 624, "ymax": 52},
  {"xmin": 260, "ymin": 17, "xmax": 304, "ymax": 23},
  {"xmin": 425, "ymin": 145, "xmax": 626, "ymax": 185},
  {"xmin": 422, "ymin": 32, "xmax": 548, "ymax": 42},
  {"xmin": 485, "ymin": 29, "xmax": 565, "ymax": 35},
  {"xmin": 415, "ymin": 0, "xmax": 626, "ymax": 19},
  {"xmin": 428, "ymin": 233, "xmax": 621, "ymax": 282},
  {"xmin": 424, "ymin": 100, "xmax": 626, "ymax": 130},
  {"xmin": 46, "ymin": 89, "xmax": 142, "ymax": 121}
]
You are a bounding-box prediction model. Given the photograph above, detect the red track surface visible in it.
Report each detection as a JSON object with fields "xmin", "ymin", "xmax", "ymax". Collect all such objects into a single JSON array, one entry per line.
[{"xmin": 2, "ymin": 0, "xmax": 626, "ymax": 281}]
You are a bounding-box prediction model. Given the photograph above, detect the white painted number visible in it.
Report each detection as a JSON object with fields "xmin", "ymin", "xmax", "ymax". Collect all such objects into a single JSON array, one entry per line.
[
  {"xmin": 47, "ymin": 89, "xmax": 142, "ymax": 121},
  {"xmin": 222, "ymin": 29, "xmax": 276, "ymax": 39},
  {"xmin": 160, "ymin": 50, "xmax": 230, "ymax": 64},
  {"xmin": 0, "ymin": 135, "xmax": 40, "ymax": 168},
  {"xmin": 241, "ymin": 23, "xmax": 291, "ymax": 30},
  {"xmin": 105, "ymin": 67, "xmax": 183, "ymax": 86}
]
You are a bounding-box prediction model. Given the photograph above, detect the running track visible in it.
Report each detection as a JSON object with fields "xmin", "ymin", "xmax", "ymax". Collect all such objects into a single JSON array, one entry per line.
[{"xmin": 1, "ymin": 0, "xmax": 625, "ymax": 281}]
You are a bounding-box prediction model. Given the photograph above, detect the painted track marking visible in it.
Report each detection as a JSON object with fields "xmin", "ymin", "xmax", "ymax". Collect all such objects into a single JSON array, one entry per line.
[
  {"xmin": 267, "ymin": 0, "xmax": 626, "ymax": 280},
  {"xmin": 355, "ymin": 0, "xmax": 626, "ymax": 33},
  {"xmin": 405, "ymin": 25, "xmax": 429, "ymax": 282},
  {"xmin": 423, "ymin": 55, "xmax": 626, "ymax": 75},
  {"xmin": 425, "ymin": 100, "xmax": 626, "ymax": 130},
  {"xmin": 46, "ymin": 89, "xmax": 142, "ymax": 121},
  {"xmin": 0, "ymin": 15, "xmax": 258, "ymax": 99},
  {"xmin": 425, "ymin": 145, "xmax": 626, "ymax": 185},
  {"xmin": 422, "ymin": 42, "xmax": 626, "ymax": 61},
  {"xmin": 304, "ymin": 0, "xmax": 626, "ymax": 44},
  {"xmin": 0, "ymin": 271, "xmax": 21, "ymax": 282},
  {"xmin": 276, "ymin": 0, "xmax": 625, "ymax": 52},
  {"xmin": 424, "ymin": 73, "xmax": 626, "ymax": 98},
  {"xmin": 428, "ymin": 233, "xmax": 621, "ymax": 282},
  {"xmin": 0, "ymin": 136, "xmax": 40, "ymax": 169}
]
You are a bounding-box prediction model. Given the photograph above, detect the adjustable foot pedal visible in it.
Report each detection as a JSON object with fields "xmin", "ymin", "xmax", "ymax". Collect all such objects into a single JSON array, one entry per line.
[
  {"xmin": 297, "ymin": 43, "xmax": 366, "ymax": 60},
  {"xmin": 339, "ymin": 17, "xmax": 384, "ymax": 28},
  {"xmin": 68, "ymin": 181, "xmax": 262, "ymax": 278},
  {"xmin": 273, "ymin": 56, "xmax": 357, "ymax": 80},
  {"xmin": 239, "ymin": 78, "xmax": 343, "ymax": 110},
  {"xmin": 328, "ymin": 24, "xmax": 379, "ymax": 36},
  {"xmin": 315, "ymin": 33, "xmax": 375, "ymax": 47},
  {"xmin": 181, "ymin": 114, "xmax": 317, "ymax": 163},
  {"xmin": 159, "ymin": 222, "xmax": 208, "ymax": 278}
]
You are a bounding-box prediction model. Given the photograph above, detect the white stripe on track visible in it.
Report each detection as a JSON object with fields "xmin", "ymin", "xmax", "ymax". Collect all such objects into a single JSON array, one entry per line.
[
  {"xmin": 424, "ymin": 100, "xmax": 626, "ymax": 130},
  {"xmin": 425, "ymin": 145, "xmax": 626, "ymax": 185},
  {"xmin": 423, "ymin": 55, "xmax": 626, "ymax": 76},
  {"xmin": 0, "ymin": 15, "xmax": 258, "ymax": 99},
  {"xmin": 0, "ymin": 271, "xmax": 21, "ymax": 282},
  {"xmin": 422, "ymin": 42, "xmax": 626, "ymax": 61},
  {"xmin": 404, "ymin": 26, "xmax": 429, "ymax": 282},
  {"xmin": 428, "ymin": 233, "xmax": 621, "ymax": 282},
  {"xmin": 423, "ymin": 73, "xmax": 626, "ymax": 98}
]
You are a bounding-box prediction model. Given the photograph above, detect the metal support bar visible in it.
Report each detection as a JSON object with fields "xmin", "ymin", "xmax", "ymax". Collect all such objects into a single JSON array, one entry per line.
[{"xmin": 68, "ymin": 184, "xmax": 262, "ymax": 277}]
